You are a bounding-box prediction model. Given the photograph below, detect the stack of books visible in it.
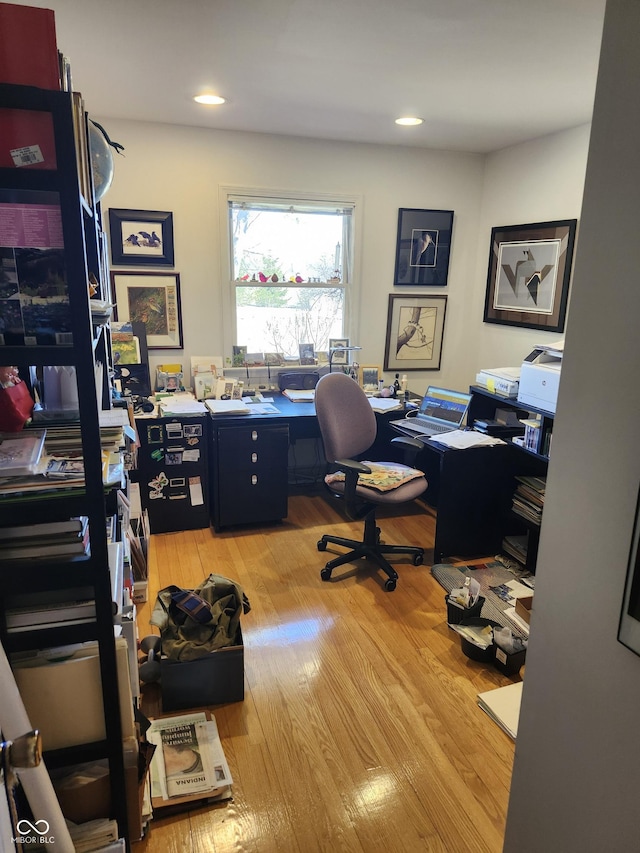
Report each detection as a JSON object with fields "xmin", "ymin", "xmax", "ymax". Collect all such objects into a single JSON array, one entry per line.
[
  {"xmin": 511, "ymin": 475, "xmax": 546, "ymax": 526},
  {"xmin": 501, "ymin": 533, "xmax": 529, "ymax": 568},
  {"xmin": 473, "ymin": 418, "xmax": 525, "ymax": 439},
  {"xmin": 0, "ymin": 516, "xmax": 90, "ymax": 562}
]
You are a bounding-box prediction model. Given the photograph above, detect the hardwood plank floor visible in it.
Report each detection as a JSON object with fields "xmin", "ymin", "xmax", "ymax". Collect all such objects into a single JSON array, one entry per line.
[{"xmin": 132, "ymin": 494, "xmax": 516, "ymax": 853}]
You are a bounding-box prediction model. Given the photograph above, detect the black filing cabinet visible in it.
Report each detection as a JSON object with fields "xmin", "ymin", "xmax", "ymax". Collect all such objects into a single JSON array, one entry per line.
[
  {"xmin": 136, "ymin": 414, "xmax": 210, "ymax": 533},
  {"xmin": 211, "ymin": 420, "xmax": 289, "ymax": 531}
]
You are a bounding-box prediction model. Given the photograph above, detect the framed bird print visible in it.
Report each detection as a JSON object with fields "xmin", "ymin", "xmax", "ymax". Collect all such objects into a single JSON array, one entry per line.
[
  {"xmin": 111, "ymin": 271, "xmax": 183, "ymax": 348},
  {"xmin": 483, "ymin": 219, "xmax": 577, "ymax": 332},
  {"xmin": 108, "ymin": 208, "xmax": 175, "ymax": 266}
]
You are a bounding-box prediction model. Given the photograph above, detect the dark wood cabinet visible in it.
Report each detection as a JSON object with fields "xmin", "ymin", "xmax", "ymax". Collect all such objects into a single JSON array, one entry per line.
[{"xmin": 136, "ymin": 414, "xmax": 210, "ymax": 533}]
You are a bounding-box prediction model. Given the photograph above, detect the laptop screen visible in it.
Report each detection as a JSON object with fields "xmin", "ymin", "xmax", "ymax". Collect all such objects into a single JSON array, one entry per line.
[{"xmin": 418, "ymin": 386, "xmax": 472, "ymax": 425}]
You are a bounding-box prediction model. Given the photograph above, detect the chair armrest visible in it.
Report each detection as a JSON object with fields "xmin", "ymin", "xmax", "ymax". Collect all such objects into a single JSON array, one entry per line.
[{"xmin": 390, "ymin": 435, "xmax": 424, "ymax": 466}]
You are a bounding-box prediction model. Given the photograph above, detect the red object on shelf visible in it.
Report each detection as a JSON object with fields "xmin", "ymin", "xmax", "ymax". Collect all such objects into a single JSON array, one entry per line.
[
  {"xmin": 0, "ymin": 2, "xmax": 60, "ymax": 89},
  {"xmin": 0, "ymin": 107, "xmax": 57, "ymax": 168}
]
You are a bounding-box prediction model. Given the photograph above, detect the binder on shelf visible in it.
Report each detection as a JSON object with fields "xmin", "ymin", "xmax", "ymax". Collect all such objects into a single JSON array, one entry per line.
[{"xmin": 11, "ymin": 637, "xmax": 136, "ymax": 751}]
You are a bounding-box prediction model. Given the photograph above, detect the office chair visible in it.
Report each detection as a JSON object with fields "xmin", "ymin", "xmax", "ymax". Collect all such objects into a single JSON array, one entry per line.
[{"xmin": 315, "ymin": 372, "xmax": 427, "ymax": 591}]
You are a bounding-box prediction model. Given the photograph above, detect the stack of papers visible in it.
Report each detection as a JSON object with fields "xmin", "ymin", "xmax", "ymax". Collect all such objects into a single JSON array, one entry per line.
[
  {"xmin": 368, "ymin": 397, "xmax": 403, "ymax": 413},
  {"xmin": 477, "ymin": 682, "xmax": 523, "ymax": 740},
  {"xmin": 158, "ymin": 398, "xmax": 208, "ymax": 414},
  {"xmin": 282, "ymin": 388, "xmax": 315, "ymax": 402},
  {"xmin": 429, "ymin": 430, "xmax": 507, "ymax": 449},
  {"xmin": 205, "ymin": 399, "xmax": 250, "ymax": 414}
]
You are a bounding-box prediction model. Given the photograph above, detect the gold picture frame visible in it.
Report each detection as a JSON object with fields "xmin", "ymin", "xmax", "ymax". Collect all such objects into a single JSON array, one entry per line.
[{"xmin": 359, "ymin": 365, "xmax": 381, "ymax": 391}]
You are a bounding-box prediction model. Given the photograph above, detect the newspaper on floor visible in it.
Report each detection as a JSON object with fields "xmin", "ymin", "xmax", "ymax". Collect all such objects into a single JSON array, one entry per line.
[{"xmin": 147, "ymin": 711, "xmax": 233, "ymax": 801}]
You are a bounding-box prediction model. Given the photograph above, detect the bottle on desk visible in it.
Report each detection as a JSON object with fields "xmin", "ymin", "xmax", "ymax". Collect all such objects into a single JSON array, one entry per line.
[{"xmin": 393, "ymin": 374, "xmax": 401, "ymax": 397}]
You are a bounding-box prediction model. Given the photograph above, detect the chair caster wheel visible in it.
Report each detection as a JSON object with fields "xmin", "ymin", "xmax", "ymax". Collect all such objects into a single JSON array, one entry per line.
[
  {"xmin": 317, "ymin": 539, "xmax": 327, "ymax": 551},
  {"xmin": 413, "ymin": 553, "xmax": 424, "ymax": 566},
  {"xmin": 384, "ymin": 578, "xmax": 397, "ymax": 592},
  {"xmin": 320, "ymin": 567, "xmax": 332, "ymax": 581}
]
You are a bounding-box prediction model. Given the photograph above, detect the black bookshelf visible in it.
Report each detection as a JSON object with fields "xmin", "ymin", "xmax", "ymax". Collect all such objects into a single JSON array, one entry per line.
[{"xmin": 0, "ymin": 83, "xmax": 130, "ymax": 845}]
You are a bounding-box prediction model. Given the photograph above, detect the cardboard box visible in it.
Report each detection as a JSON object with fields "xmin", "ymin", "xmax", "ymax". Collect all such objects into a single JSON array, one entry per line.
[
  {"xmin": 52, "ymin": 744, "xmax": 143, "ymax": 841},
  {"xmin": 161, "ymin": 628, "xmax": 244, "ymax": 712},
  {"xmin": 515, "ymin": 595, "xmax": 533, "ymax": 625}
]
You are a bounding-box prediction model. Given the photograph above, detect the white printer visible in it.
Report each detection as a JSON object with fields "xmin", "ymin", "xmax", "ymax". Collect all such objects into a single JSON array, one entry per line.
[{"xmin": 517, "ymin": 340, "xmax": 564, "ymax": 413}]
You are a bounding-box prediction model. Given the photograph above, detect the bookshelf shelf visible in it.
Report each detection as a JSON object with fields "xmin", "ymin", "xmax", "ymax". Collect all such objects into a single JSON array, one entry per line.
[{"xmin": 468, "ymin": 386, "xmax": 550, "ymax": 573}]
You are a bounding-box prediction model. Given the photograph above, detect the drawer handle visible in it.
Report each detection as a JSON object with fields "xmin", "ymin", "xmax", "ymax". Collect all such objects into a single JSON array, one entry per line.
[
  {"xmin": 251, "ymin": 452, "xmax": 258, "ymax": 463},
  {"xmin": 252, "ymin": 430, "xmax": 258, "ymax": 441},
  {"xmin": 251, "ymin": 474, "xmax": 258, "ymax": 485}
]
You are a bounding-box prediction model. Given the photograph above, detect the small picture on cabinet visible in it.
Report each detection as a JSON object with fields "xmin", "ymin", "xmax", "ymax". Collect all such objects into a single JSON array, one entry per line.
[
  {"xmin": 146, "ymin": 425, "xmax": 164, "ymax": 444},
  {"xmin": 170, "ymin": 477, "xmax": 186, "ymax": 487},
  {"xmin": 183, "ymin": 424, "xmax": 202, "ymax": 438},
  {"xmin": 165, "ymin": 452, "xmax": 182, "ymax": 465}
]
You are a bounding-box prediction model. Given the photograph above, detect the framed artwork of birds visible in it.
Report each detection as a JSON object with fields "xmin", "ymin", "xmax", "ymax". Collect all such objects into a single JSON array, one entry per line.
[
  {"xmin": 111, "ymin": 270, "xmax": 183, "ymax": 348},
  {"xmin": 483, "ymin": 219, "xmax": 577, "ymax": 332},
  {"xmin": 108, "ymin": 208, "xmax": 175, "ymax": 267},
  {"xmin": 393, "ymin": 208, "xmax": 454, "ymax": 287}
]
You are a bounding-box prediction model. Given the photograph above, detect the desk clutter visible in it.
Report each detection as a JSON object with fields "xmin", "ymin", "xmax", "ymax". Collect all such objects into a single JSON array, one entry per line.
[{"xmin": 431, "ymin": 561, "xmax": 535, "ymax": 640}]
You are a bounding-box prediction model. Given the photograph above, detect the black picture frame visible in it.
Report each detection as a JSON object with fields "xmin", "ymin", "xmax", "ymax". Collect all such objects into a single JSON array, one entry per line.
[
  {"xmin": 111, "ymin": 270, "xmax": 183, "ymax": 349},
  {"xmin": 108, "ymin": 208, "xmax": 174, "ymax": 267},
  {"xmin": 393, "ymin": 208, "xmax": 454, "ymax": 286},
  {"xmin": 483, "ymin": 219, "xmax": 577, "ymax": 332},
  {"xmin": 383, "ymin": 294, "xmax": 447, "ymax": 371}
]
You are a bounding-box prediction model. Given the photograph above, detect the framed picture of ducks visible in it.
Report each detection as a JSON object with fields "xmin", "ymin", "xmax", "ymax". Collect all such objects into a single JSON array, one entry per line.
[
  {"xmin": 108, "ymin": 208, "xmax": 175, "ymax": 267},
  {"xmin": 483, "ymin": 219, "xmax": 577, "ymax": 332},
  {"xmin": 111, "ymin": 270, "xmax": 183, "ymax": 349}
]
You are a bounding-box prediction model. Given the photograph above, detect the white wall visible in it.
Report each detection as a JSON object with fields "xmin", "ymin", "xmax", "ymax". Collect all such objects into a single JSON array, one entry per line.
[
  {"xmin": 100, "ymin": 116, "xmax": 592, "ymax": 393},
  {"xmin": 100, "ymin": 122, "xmax": 485, "ymax": 389},
  {"xmin": 472, "ymin": 125, "xmax": 591, "ymax": 371},
  {"xmin": 504, "ymin": 1, "xmax": 640, "ymax": 850}
]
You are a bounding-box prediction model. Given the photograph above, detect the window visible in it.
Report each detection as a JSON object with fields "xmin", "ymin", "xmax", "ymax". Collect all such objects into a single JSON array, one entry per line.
[{"xmin": 227, "ymin": 194, "xmax": 355, "ymax": 360}]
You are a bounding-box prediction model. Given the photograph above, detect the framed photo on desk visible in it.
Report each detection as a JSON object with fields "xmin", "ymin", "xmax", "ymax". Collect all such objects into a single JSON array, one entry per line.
[{"xmin": 359, "ymin": 365, "xmax": 380, "ymax": 391}]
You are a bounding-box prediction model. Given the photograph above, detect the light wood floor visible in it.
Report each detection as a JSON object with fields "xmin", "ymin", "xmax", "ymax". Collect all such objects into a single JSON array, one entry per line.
[{"xmin": 132, "ymin": 493, "xmax": 516, "ymax": 853}]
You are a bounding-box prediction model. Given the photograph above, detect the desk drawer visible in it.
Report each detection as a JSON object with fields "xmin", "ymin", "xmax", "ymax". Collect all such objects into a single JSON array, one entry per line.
[
  {"xmin": 216, "ymin": 466, "xmax": 288, "ymax": 528},
  {"xmin": 216, "ymin": 424, "xmax": 289, "ymax": 474}
]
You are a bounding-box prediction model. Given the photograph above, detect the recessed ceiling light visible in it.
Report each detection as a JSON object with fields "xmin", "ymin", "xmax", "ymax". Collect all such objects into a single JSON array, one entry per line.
[
  {"xmin": 395, "ymin": 116, "xmax": 424, "ymax": 126},
  {"xmin": 194, "ymin": 93, "xmax": 226, "ymax": 105}
]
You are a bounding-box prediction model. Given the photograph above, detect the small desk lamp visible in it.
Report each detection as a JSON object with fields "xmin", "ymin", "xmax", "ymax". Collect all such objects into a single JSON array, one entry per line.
[{"xmin": 328, "ymin": 345, "xmax": 362, "ymax": 373}]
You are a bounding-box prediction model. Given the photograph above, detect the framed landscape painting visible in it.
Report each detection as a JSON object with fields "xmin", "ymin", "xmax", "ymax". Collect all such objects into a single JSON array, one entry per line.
[{"xmin": 483, "ymin": 219, "xmax": 577, "ymax": 331}]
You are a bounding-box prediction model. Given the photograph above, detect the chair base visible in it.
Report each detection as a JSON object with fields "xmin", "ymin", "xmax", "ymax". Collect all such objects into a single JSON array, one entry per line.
[{"xmin": 317, "ymin": 513, "xmax": 424, "ymax": 591}]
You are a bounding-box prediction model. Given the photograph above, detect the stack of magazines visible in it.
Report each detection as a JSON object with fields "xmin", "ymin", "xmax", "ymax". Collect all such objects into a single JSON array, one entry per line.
[
  {"xmin": 511, "ymin": 475, "xmax": 546, "ymax": 526},
  {"xmin": 146, "ymin": 711, "xmax": 233, "ymax": 816}
]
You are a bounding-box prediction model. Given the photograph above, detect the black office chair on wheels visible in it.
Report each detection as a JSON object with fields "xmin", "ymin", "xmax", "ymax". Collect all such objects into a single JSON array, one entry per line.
[{"xmin": 315, "ymin": 372, "xmax": 428, "ymax": 591}]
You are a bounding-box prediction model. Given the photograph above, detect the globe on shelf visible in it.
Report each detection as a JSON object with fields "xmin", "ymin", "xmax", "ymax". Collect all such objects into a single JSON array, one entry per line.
[{"xmin": 88, "ymin": 122, "xmax": 115, "ymax": 201}]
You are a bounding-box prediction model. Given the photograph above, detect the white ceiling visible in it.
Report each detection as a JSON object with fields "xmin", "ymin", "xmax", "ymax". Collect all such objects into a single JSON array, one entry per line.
[{"xmin": 12, "ymin": 0, "xmax": 606, "ymax": 154}]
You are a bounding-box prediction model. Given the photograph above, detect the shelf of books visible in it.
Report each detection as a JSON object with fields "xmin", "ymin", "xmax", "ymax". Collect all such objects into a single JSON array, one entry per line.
[
  {"xmin": 0, "ymin": 81, "xmax": 136, "ymax": 846},
  {"xmin": 501, "ymin": 475, "xmax": 546, "ymax": 573}
]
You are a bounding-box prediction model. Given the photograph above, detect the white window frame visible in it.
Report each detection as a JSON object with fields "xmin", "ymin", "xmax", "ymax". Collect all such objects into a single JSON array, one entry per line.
[{"xmin": 218, "ymin": 185, "xmax": 362, "ymax": 360}]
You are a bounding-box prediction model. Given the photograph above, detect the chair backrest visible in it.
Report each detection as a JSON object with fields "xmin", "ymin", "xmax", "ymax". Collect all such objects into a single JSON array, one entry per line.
[{"xmin": 315, "ymin": 372, "xmax": 377, "ymax": 463}]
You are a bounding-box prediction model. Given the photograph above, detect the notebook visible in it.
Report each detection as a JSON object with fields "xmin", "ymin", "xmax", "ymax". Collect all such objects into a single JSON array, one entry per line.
[{"xmin": 390, "ymin": 386, "xmax": 472, "ymax": 438}]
